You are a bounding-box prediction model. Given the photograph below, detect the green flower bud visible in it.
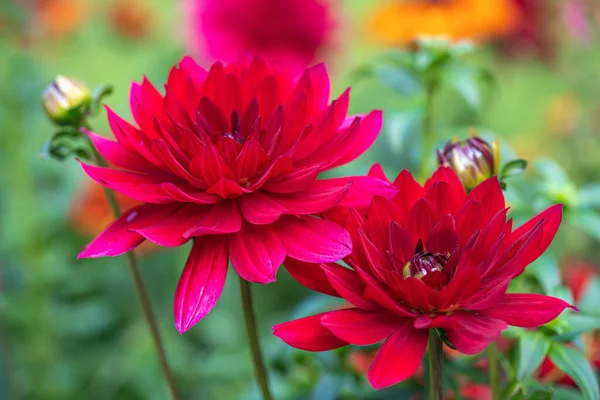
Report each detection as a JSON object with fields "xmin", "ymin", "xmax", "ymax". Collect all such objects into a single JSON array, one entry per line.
[
  {"xmin": 42, "ymin": 75, "xmax": 91, "ymax": 125},
  {"xmin": 437, "ymin": 131, "xmax": 500, "ymax": 191}
]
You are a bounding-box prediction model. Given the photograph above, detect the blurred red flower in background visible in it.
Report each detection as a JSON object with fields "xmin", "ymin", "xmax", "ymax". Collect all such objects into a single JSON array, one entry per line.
[
  {"xmin": 77, "ymin": 56, "xmax": 395, "ymax": 333},
  {"xmin": 184, "ymin": 0, "xmax": 335, "ymax": 70},
  {"xmin": 274, "ymin": 166, "xmax": 571, "ymax": 389}
]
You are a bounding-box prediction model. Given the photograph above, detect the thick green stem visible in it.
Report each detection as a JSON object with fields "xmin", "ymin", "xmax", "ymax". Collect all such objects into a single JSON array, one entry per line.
[
  {"xmin": 239, "ymin": 278, "xmax": 273, "ymax": 400},
  {"xmin": 428, "ymin": 330, "xmax": 443, "ymax": 400},
  {"xmin": 85, "ymin": 135, "xmax": 180, "ymax": 400},
  {"xmin": 489, "ymin": 342, "xmax": 500, "ymax": 400},
  {"xmin": 418, "ymin": 84, "xmax": 436, "ymax": 181}
]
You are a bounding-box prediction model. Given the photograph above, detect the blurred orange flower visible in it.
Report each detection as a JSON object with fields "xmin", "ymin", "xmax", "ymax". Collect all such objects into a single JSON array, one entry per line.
[
  {"xmin": 34, "ymin": 0, "xmax": 88, "ymax": 38},
  {"xmin": 368, "ymin": 0, "xmax": 520, "ymax": 46},
  {"xmin": 107, "ymin": 0, "xmax": 153, "ymax": 39}
]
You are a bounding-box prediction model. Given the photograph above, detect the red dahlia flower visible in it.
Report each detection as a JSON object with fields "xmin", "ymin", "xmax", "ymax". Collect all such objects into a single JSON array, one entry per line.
[
  {"xmin": 274, "ymin": 166, "xmax": 572, "ymax": 389},
  {"xmin": 185, "ymin": 0, "xmax": 335, "ymax": 70},
  {"xmin": 77, "ymin": 56, "xmax": 395, "ymax": 333}
]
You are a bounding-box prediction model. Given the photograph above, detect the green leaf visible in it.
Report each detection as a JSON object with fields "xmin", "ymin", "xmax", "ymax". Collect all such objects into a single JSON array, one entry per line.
[
  {"xmin": 374, "ymin": 65, "xmax": 422, "ymax": 97},
  {"xmin": 384, "ymin": 109, "xmax": 423, "ymax": 154},
  {"xmin": 578, "ymin": 276, "xmax": 600, "ymax": 315},
  {"xmin": 525, "ymin": 256, "xmax": 561, "ymax": 294},
  {"xmin": 555, "ymin": 313, "xmax": 600, "ymax": 341},
  {"xmin": 568, "ymin": 211, "xmax": 600, "ymax": 243},
  {"xmin": 535, "ymin": 159, "xmax": 570, "ymax": 185},
  {"xmin": 444, "ymin": 65, "xmax": 480, "ymax": 110},
  {"xmin": 501, "ymin": 159, "xmax": 528, "ymax": 181},
  {"xmin": 516, "ymin": 331, "xmax": 552, "ymax": 381},
  {"xmin": 552, "ymin": 387, "xmax": 586, "ymax": 400},
  {"xmin": 548, "ymin": 343, "xmax": 600, "ymax": 400},
  {"xmin": 576, "ymin": 182, "xmax": 600, "ymax": 209}
]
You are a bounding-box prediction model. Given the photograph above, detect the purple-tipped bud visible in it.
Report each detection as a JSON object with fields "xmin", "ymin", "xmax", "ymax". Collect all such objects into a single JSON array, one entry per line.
[{"xmin": 437, "ymin": 133, "xmax": 499, "ymax": 191}]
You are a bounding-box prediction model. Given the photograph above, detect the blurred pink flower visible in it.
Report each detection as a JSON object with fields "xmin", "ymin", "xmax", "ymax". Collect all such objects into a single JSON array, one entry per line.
[
  {"xmin": 563, "ymin": 0, "xmax": 591, "ymax": 44},
  {"xmin": 184, "ymin": 0, "xmax": 335, "ymax": 70}
]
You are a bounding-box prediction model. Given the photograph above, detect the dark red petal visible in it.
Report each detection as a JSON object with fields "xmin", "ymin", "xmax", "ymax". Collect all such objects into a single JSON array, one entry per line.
[
  {"xmin": 261, "ymin": 163, "xmax": 324, "ymax": 194},
  {"xmin": 466, "ymin": 177, "xmax": 506, "ymax": 222},
  {"xmin": 424, "ymin": 166, "xmax": 466, "ymax": 204},
  {"xmin": 277, "ymin": 216, "xmax": 352, "ymax": 263},
  {"xmin": 426, "ymin": 214, "xmax": 459, "ymax": 255},
  {"xmin": 174, "ymin": 237, "xmax": 228, "ymax": 333},
  {"xmin": 228, "ymin": 224, "xmax": 285, "ymax": 284},
  {"xmin": 322, "ymin": 264, "xmax": 381, "ymax": 310},
  {"xmin": 78, "ymin": 204, "xmax": 178, "ymax": 258},
  {"xmin": 184, "ymin": 200, "xmax": 243, "ymax": 237},
  {"xmin": 479, "ymin": 293, "xmax": 573, "ymax": 328},
  {"xmin": 367, "ymin": 321, "xmax": 428, "ymax": 389},
  {"xmin": 264, "ymin": 179, "xmax": 351, "ymax": 215},
  {"xmin": 273, "ymin": 313, "xmax": 347, "ymax": 352},
  {"xmin": 190, "ymin": 145, "xmax": 235, "ymax": 186},
  {"xmin": 366, "ymin": 196, "xmax": 404, "ymax": 252},
  {"xmin": 206, "ymin": 178, "xmax": 246, "ymax": 198},
  {"xmin": 133, "ymin": 203, "xmax": 210, "ymax": 246},
  {"xmin": 392, "ymin": 169, "xmax": 424, "ymax": 215},
  {"xmin": 424, "ymin": 180, "xmax": 465, "ymax": 218},
  {"xmin": 283, "ymin": 259, "xmax": 340, "ymax": 297},
  {"xmin": 388, "ymin": 222, "xmax": 415, "ymax": 265},
  {"xmin": 232, "ymin": 140, "xmax": 270, "ymax": 180},
  {"xmin": 354, "ymin": 267, "xmax": 416, "ymax": 317},
  {"xmin": 321, "ymin": 308, "xmax": 403, "ymax": 345},
  {"xmin": 407, "ymin": 198, "xmax": 437, "ymax": 243}
]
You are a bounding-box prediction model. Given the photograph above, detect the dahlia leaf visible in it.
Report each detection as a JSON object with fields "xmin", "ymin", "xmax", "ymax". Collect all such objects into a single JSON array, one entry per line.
[
  {"xmin": 516, "ymin": 330, "xmax": 552, "ymax": 381},
  {"xmin": 374, "ymin": 65, "xmax": 422, "ymax": 97},
  {"xmin": 578, "ymin": 276, "xmax": 600, "ymax": 315},
  {"xmin": 500, "ymin": 159, "xmax": 528, "ymax": 181},
  {"xmin": 548, "ymin": 342, "xmax": 600, "ymax": 400}
]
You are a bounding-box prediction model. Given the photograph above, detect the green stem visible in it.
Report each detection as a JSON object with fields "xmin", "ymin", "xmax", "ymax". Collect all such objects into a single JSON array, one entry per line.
[
  {"xmin": 84, "ymin": 134, "xmax": 181, "ymax": 400},
  {"xmin": 428, "ymin": 329, "xmax": 443, "ymax": 400},
  {"xmin": 489, "ymin": 342, "xmax": 500, "ymax": 400},
  {"xmin": 418, "ymin": 84, "xmax": 436, "ymax": 181},
  {"xmin": 239, "ymin": 278, "xmax": 273, "ymax": 400}
]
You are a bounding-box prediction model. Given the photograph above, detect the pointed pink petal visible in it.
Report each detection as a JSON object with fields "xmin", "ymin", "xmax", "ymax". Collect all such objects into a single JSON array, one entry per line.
[
  {"xmin": 228, "ymin": 224, "xmax": 285, "ymax": 283},
  {"xmin": 174, "ymin": 237, "xmax": 228, "ymax": 333},
  {"xmin": 479, "ymin": 293, "xmax": 573, "ymax": 328},
  {"xmin": 328, "ymin": 110, "xmax": 383, "ymax": 169},
  {"xmin": 367, "ymin": 321, "xmax": 428, "ymax": 389},
  {"xmin": 85, "ymin": 130, "xmax": 160, "ymax": 173},
  {"xmin": 78, "ymin": 204, "xmax": 178, "ymax": 258},
  {"xmin": 184, "ymin": 201, "xmax": 242, "ymax": 237},
  {"xmin": 133, "ymin": 203, "xmax": 208, "ymax": 246},
  {"xmin": 261, "ymin": 163, "xmax": 324, "ymax": 194},
  {"xmin": 277, "ymin": 216, "xmax": 352, "ymax": 263},
  {"xmin": 273, "ymin": 312, "xmax": 347, "ymax": 352},
  {"xmin": 321, "ymin": 308, "xmax": 403, "ymax": 345},
  {"xmin": 263, "ymin": 179, "xmax": 350, "ymax": 215},
  {"xmin": 367, "ymin": 163, "xmax": 390, "ymax": 181},
  {"xmin": 322, "ymin": 263, "xmax": 381, "ymax": 311},
  {"xmin": 239, "ymin": 191, "xmax": 290, "ymax": 224},
  {"xmin": 332, "ymin": 176, "xmax": 398, "ymax": 208},
  {"xmin": 283, "ymin": 259, "xmax": 340, "ymax": 297}
]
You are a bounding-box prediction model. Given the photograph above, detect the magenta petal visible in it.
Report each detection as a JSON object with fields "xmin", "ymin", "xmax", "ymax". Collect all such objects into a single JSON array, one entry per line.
[
  {"xmin": 239, "ymin": 191, "xmax": 290, "ymax": 224},
  {"xmin": 367, "ymin": 321, "xmax": 428, "ymax": 389},
  {"xmin": 133, "ymin": 203, "xmax": 209, "ymax": 246},
  {"xmin": 283, "ymin": 259, "xmax": 340, "ymax": 297},
  {"xmin": 174, "ymin": 237, "xmax": 228, "ymax": 334},
  {"xmin": 329, "ymin": 110, "xmax": 383, "ymax": 169},
  {"xmin": 327, "ymin": 176, "xmax": 398, "ymax": 208},
  {"xmin": 184, "ymin": 201, "xmax": 242, "ymax": 237},
  {"xmin": 228, "ymin": 224, "xmax": 285, "ymax": 283},
  {"xmin": 322, "ymin": 264, "xmax": 381, "ymax": 310},
  {"xmin": 85, "ymin": 130, "xmax": 160, "ymax": 173},
  {"xmin": 277, "ymin": 216, "xmax": 352, "ymax": 263},
  {"xmin": 479, "ymin": 293, "xmax": 573, "ymax": 328},
  {"xmin": 273, "ymin": 312, "xmax": 347, "ymax": 352},
  {"xmin": 78, "ymin": 204, "xmax": 178, "ymax": 258},
  {"xmin": 321, "ymin": 308, "xmax": 403, "ymax": 345}
]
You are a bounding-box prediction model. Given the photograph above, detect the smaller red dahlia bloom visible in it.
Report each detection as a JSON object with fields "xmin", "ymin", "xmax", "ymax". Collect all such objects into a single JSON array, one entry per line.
[
  {"xmin": 185, "ymin": 0, "xmax": 335, "ymax": 70},
  {"xmin": 274, "ymin": 166, "xmax": 573, "ymax": 389},
  {"xmin": 77, "ymin": 56, "xmax": 395, "ymax": 333}
]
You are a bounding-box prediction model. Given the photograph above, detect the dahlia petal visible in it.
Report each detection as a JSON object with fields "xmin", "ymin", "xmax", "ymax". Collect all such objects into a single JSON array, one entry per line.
[
  {"xmin": 456, "ymin": 200, "xmax": 483, "ymax": 248},
  {"xmin": 367, "ymin": 163, "xmax": 390, "ymax": 181},
  {"xmin": 426, "ymin": 214, "xmax": 459, "ymax": 255},
  {"xmin": 366, "ymin": 196, "xmax": 404, "ymax": 251},
  {"xmin": 247, "ymin": 157, "xmax": 295, "ymax": 190},
  {"xmin": 197, "ymin": 96, "xmax": 229, "ymax": 135},
  {"xmin": 174, "ymin": 237, "xmax": 228, "ymax": 333},
  {"xmin": 190, "ymin": 145, "xmax": 235, "ymax": 186},
  {"xmin": 273, "ymin": 312, "xmax": 347, "ymax": 352},
  {"xmin": 392, "ymin": 170, "xmax": 424, "ymax": 214},
  {"xmin": 78, "ymin": 204, "xmax": 178, "ymax": 258},
  {"xmin": 133, "ymin": 203, "xmax": 210, "ymax": 246},
  {"xmin": 424, "ymin": 180, "xmax": 465, "ymax": 218},
  {"xmin": 80, "ymin": 161, "xmax": 176, "ymax": 203},
  {"xmin": 277, "ymin": 216, "xmax": 352, "ymax": 263},
  {"xmin": 284, "ymin": 259, "xmax": 340, "ymax": 297},
  {"xmin": 206, "ymin": 178, "xmax": 246, "ymax": 198},
  {"xmin": 307, "ymin": 63, "xmax": 330, "ymax": 114},
  {"xmin": 438, "ymin": 267, "xmax": 481, "ymax": 310},
  {"xmin": 160, "ymin": 182, "xmax": 221, "ymax": 204},
  {"xmin": 228, "ymin": 224, "xmax": 285, "ymax": 283},
  {"xmin": 328, "ymin": 110, "xmax": 383, "ymax": 169},
  {"xmin": 358, "ymin": 230, "xmax": 393, "ymax": 274},
  {"xmin": 261, "ymin": 163, "xmax": 324, "ymax": 194},
  {"xmin": 467, "ymin": 177, "xmax": 506, "ymax": 221},
  {"xmin": 334, "ymin": 176, "xmax": 398, "ymax": 208},
  {"xmin": 354, "ymin": 267, "xmax": 416, "ymax": 317},
  {"xmin": 239, "ymin": 191, "xmax": 290, "ymax": 224},
  {"xmin": 322, "ymin": 264, "xmax": 381, "ymax": 311},
  {"xmin": 407, "ymin": 199, "xmax": 437, "ymax": 244},
  {"xmin": 184, "ymin": 201, "xmax": 243, "ymax": 237},
  {"xmin": 150, "ymin": 139, "xmax": 207, "ymax": 188},
  {"xmin": 424, "ymin": 167, "xmax": 466, "ymax": 201},
  {"xmin": 232, "ymin": 140, "xmax": 270, "ymax": 180},
  {"xmin": 85, "ymin": 130, "xmax": 159, "ymax": 173},
  {"xmin": 389, "ymin": 222, "xmax": 415, "ymax": 265},
  {"xmin": 321, "ymin": 308, "xmax": 403, "ymax": 345},
  {"xmin": 508, "ymin": 204, "xmax": 563, "ymax": 270},
  {"xmin": 255, "ymin": 75, "xmax": 281, "ymax": 120},
  {"xmin": 367, "ymin": 321, "xmax": 428, "ymax": 389},
  {"xmin": 479, "ymin": 293, "xmax": 573, "ymax": 328},
  {"xmin": 263, "ymin": 179, "xmax": 350, "ymax": 215}
]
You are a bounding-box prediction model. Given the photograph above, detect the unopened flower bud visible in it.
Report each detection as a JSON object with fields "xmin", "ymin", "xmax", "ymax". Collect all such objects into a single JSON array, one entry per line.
[
  {"xmin": 42, "ymin": 75, "xmax": 91, "ymax": 125},
  {"xmin": 437, "ymin": 132, "xmax": 500, "ymax": 191}
]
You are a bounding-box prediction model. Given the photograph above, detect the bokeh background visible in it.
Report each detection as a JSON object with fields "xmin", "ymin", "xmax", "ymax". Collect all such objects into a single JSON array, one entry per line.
[{"xmin": 1, "ymin": 0, "xmax": 600, "ymax": 399}]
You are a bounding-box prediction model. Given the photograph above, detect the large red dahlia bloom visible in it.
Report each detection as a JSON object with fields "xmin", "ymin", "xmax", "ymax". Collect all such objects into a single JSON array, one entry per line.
[
  {"xmin": 78, "ymin": 56, "xmax": 395, "ymax": 333},
  {"xmin": 185, "ymin": 0, "xmax": 334, "ymax": 69},
  {"xmin": 274, "ymin": 166, "xmax": 572, "ymax": 389}
]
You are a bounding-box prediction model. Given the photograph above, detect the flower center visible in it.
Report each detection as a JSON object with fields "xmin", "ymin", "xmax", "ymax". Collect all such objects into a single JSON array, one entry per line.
[
  {"xmin": 223, "ymin": 110, "xmax": 244, "ymax": 143},
  {"xmin": 402, "ymin": 251, "xmax": 449, "ymax": 279}
]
